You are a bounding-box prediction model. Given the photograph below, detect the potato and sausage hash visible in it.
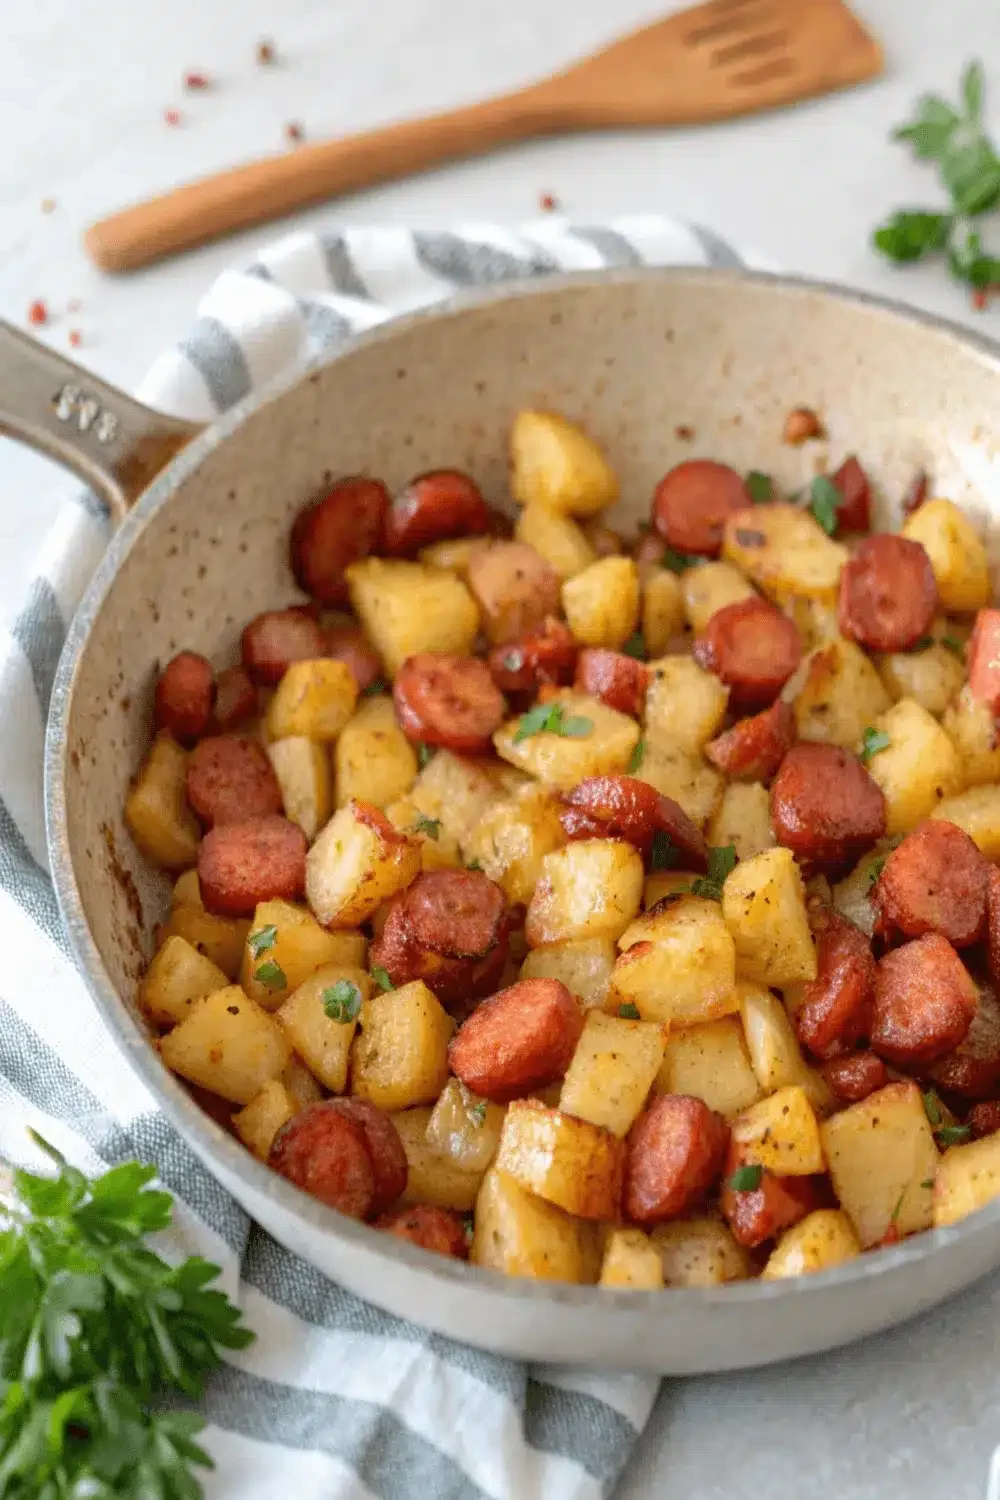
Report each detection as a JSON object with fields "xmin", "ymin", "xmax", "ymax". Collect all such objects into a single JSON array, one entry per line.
[{"xmin": 125, "ymin": 408, "xmax": 1000, "ymax": 1290}]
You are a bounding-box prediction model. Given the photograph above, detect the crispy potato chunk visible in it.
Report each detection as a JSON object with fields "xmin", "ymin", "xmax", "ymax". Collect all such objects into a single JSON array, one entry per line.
[
  {"xmin": 494, "ymin": 1099, "xmax": 624, "ymax": 1219},
  {"xmin": 562, "ymin": 557, "xmax": 640, "ymax": 649},
  {"xmin": 656, "ymin": 1016, "xmax": 761, "ymax": 1118},
  {"xmin": 721, "ymin": 847, "xmax": 816, "ymax": 986},
  {"xmin": 681, "ymin": 560, "xmax": 757, "ymax": 633},
  {"xmin": 350, "ymin": 980, "xmax": 453, "ymax": 1111},
  {"xmin": 875, "ymin": 642, "xmax": 966, "ymax": 719},
  {"xmin": 462, "ymin": 783, "xmax": 565, "ymax": 906},
  {"xmin": 634, "ymin": 742, "xmax": 723, "ymax": 829},
  {"xmin": 738, "ymin": 983, "xmax": 833, "ymax": 1114},
  {"xmin": 942, "ymin": 684, "xmax": 1000, "ymax": 788},
  {"xmin": 599, "ymin": 1228, "xmax": 664, "ymax": 1289},
  {"xmin": 393, "ymin": 1106, "xmax": 483, "ymax": 1211},
  {"xmin": 901, "ymin": 498, "xmax": 990, "ymax": 612},
  {"xmin": 346, "ymin": 558, "xmax": 479, "ymax": 676},
  {"xmin": 494, "ymin": 691, "xmax": 639, "ymax": 790},
  {"xmin": 240, "ymin": 899, "xmax": 366, "ymax": 1008},
  {"xmin": 933, "ymin": 1133, "xmax": 1000, "ymax": 1227},
  {"xmin": 233, "ymin": 1079, "xmax": 300, "ymax": 1160},
  {"xmin": 526, "ymin": 839, "xmax": 644, "ymax": 947},
  {"xmin": 141, "ymin": 936, "xmax": 229, "ymax": 1031},
  {"xmin": 931, "ymin": 785, "xmax": 1000, "ymax": 860},
  {"xmin": 645, "ymin": 655, "xmax": 729, "ymax": 754},
  {"xmin": 761, "ymin": 1209, "xmax": 861, "ymax": 1280},
  {"xmin": 790, "ymin": 639, "xmax": 891, "ymax": 748},
  {"xmin": 335, "ymin": 694, "xmax": 418, "ymax": 811},
  {"xmin": 267, "ymin": 736, "xmax": 331, "ymax": 840},
  {"xmin": 651, "ymin": 1218, "xmax": 751, "ymax": 1287},
  {"xmin": 160, "ymin": 902, "xmax": 249, "ymax": 981},
  {"xmin": 515, "ymin": 503, "xmax": 596, "ymax": 579},
  {"xmin": 731, "ymin": 1085, "xmax": 824, "ymax": 1175},
  {"xmin": 277, "ymin": 964, "xmax": 370, "ymax": 1092},
  {"xmin": 425, "ymin": 1079, "xmax": 506, "ymax": 1174},
  {"xmin": 863, "ymin": 698, "xmax": 963, "ymax": 836},
  {"xmin": 520, "ymin": 937, "xmax": 617, "ymax": 1012},
  {"xmin": 642, "ymin": 571, "xmax": 685, "ymax": 656},
  {"xmin": 707, "ymin": 781, "xmax": 775, "ymax": 861},
  {"xmin": 560, "ymin": 1011, "xmax": 667, "ymax": 1137},
  {"xmin": 125, "ymin": 733, "xmax": 200, "ymax": 870},
  {"xmin": 723, "ymin": 503, "xmax": 848, "ymax": 605},
  {"xmin": 266, "ymin": 659, "xmax": 357, "ymax": 741},
  {"xmin": 509, "ymin": 409, "xmax": 618, "ymax": 518},
  {"xmin": 159, "ymin": 985, "xmax": 291, "ymax": 1104},
  {"xmin": 820, "ymin": 1081, "xmax": 938, "ymax": 1247},
  {"xmin": 306, "ymin": 800, "xmax": 420, "ymax": 927},
  {"xmin": 472, "ymin": 1166, "xmax": 597, "ymax": 1281},
  {"xmin": 613, "ymin": 896, "xmax": 737, "ymax": 1025}
]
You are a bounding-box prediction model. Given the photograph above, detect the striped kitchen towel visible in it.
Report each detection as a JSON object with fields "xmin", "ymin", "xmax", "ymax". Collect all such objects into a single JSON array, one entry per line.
[{"xmin": 0, "ymin": 215, "xmax": 744, "ymax": 1500}]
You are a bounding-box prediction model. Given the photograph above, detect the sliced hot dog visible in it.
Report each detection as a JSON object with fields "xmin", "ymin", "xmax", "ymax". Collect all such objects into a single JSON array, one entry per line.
[
  {"xmin": 873, "ymin": 819, "xmax": 988, "ymax": 948},
  {"xmin": 325, "ymin": 625, "xmax": 383, "ymax": 694},
  {"xmin": 269, "ymin": 1100, "xmax": 375, "ymax": 1218},
  {"xmin": 323, "ymin": 1098, "xmax": 407, "ymax": 1213},
  {"xmin": 382, "ymin": 470, "xmax": 491, "ymax": 556},
  {"xmin": 693, "ymin": 597, "xmax": 801, "ymax": 708},
  {"xmin": 652, "ymin": 460, "xmax": 749, "ymax": 557},
  {"xmin": 560, "ymin": 774, "xmax": 709, "ymax": 871},
  {"xmin": 209, "ymin": 665, "xmax": 257, "ymax": 733},
  {"xmin": 719, "ymin": 1142, "xmax": 818, "ymax": 1248},
  {"xmin": 820, "ymin": 1051, "xmax": 889, "ymax": 1103},
  {"xmin": 830, "ymin": 456, "xmax": 871, "ymax": 534},
  {"xmin": 370, "ymin": 871, "xmax": 509, "ymax": 1016},
  {"xmin": 624, "ymin": 1095, "xmax": 729, "ymax": 1225},
  {"xmin": 241, "ymin": 607, "xmax": 327, "ymax": 686},
  {"xmin": 970, "ymin": 1100, "xmax": 1000, "ymax": 1139},
  {"xmin": 198, "ymin": 816, "xmax": 307, "ymax": 917},
  {"xmin": 574, "ymin": 648, "xmax": 648, "ymax": 718},
  {"xmin": 187, "ymin": 735, "xmax": 283, "ymax": 828},
  {"xmin": 704, "ymin": 699, "xmax": 795, "ymax": 781},
  {"xmin": 988, "ymin": 867, "xmax": 1000, "ymax": 990},
  {"xmin": 770, "ymin": 742, "xmax": 886, "ymax": 869},
  {"xmin": 154, "ymin": 652, "xmax": 215, "ymax": 745},
  {"xmin": 967, "ymin": 608, "xmax": 1000, "ymax": 714},
  {"xmin": 375, "ymin": 1204, "xmax": 469, "ymax": 1259},
  {"xmin": 837, "ymin": 534, "xmax": 937, "ymax": 652},
  {"xmin": 794, "ymin": 911, "xmax": 875, "ymax": 1060},
  {"xmin": 927, "ymin": 983, "xmax": 1000, "ymax": 1100},
  {"xmin": 290, "ymin": 476, "xmax": 390, "ymax": 606},
  {"xmin": 487, "ymin": 617, "xmax": 578, "ymax": 694},
  {"xmin": 448, "ymin": 978, "xmax": 582, "ymax": 1102},
  {"xmin": 393, "ymin": 653, "xmax": 505, "ymax": 754},
  {"xmin": 869, "ymin": 933, "xmax": 979, "ymax": 1067},
  {"xmin": 465, "ymin": 541, "xmax": 562, "ymax": 645}
]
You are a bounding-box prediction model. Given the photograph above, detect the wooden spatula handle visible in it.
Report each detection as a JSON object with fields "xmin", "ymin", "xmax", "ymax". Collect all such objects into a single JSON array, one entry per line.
[{"xmin": 85, "ymin": 92, "xmax": 556, "ymax": 273}]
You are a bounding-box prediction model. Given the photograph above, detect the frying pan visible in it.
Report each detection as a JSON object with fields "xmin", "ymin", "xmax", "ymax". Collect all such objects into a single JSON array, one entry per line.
[{"xmin": 6, "ymin": 267, "xmax": 1000, "ymax": 1374}]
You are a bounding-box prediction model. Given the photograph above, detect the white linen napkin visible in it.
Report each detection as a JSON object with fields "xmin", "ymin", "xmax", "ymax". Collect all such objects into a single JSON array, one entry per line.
[{"xmin": 0, "ymin": 215, "xmax": 746, "ymax": 1500}]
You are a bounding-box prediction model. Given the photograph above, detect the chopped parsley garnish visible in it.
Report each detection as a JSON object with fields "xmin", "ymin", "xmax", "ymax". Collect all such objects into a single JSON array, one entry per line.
[
  {"xmin": 513, "ymin": 702, "xmax": 593, "ymax": 744},
  {"xmin": 808, "ymin": 475, "xmax": 843, "ymax": 536},
  {"xmin": 469, "ymin": 1099, "xmax": 488, "ymax": 1126},
  {"xmin": 859, "ymin": 726, "xmax": 891, "ymax": 763},
  {"xmin": 322, "ymin": 979, "xmax": 363, "ymax": 1023},
  {"xmin": 247, "ymin": 923, "xmax": 277, "ymax": 959},
  {"xmin": 690, "ymin": 843, "xmax": 738, "ymax": 901},
  {"xmin": 371, "ymin": 965, "xmax": 394, "ymax": 992},
  {"xmin": 890, "ymin": 1188, "xmax": 906, "ymax": 1224},
  {"xmin": 936, "ymin": 1123, "xmax": 973, "ymax": 1146},
  {"xmin": 361, "ymin": 678, "xmax": 388, "ymax": 697},
  {"xmin": 254, "ymin": 959, "xmax": 286, "ymax": 991},
  {"xmin": 467, "ymin": 858, "xmax": 484, "ymax": 872},
  {"xmin": 650, "ymin": 830, "xmax": 679, "ymax": 871},
  {"xmin": 920, "ymin": 1178, "xmax": 936, "ymax": 1189},
  {"xmin": 745, "ymin": 470, "xmax": 773, "ymax": 503},
  {"xmin": 661, "ymin": 547, "xmax": 700, "ymax": 574},
  {"xmin": 412, "ymin": 813, "xmax": 442, "ymax": 840},
  {"xmin": 940, "ymin": 633, "xmax": 964, "ymax": 656},
  {"xmin": 416, "ymin": 742, "xmax": 434, "ymax": 769},
  {"xmin": 727, "ymin": 1164, "xmax": 763, "ymax": 1192},
  {"xmin": 618, "ymin": 1002, "xmax": 641, "ymax": 1020},
  {"xmin": 922, "ymin": 1089, "xmax": 944, "ymax": 1127},
  {"xmin": 867, "ymin": 853, "xmax": 888, "ymax": 886},
  {"xmin": 912, "ymin": 636, "xmax": 936, "ymax": 650},
  {"xmin": 622, "ymin": 631, "xmax": 646, "ymax": 661},
  {"xmin": 628, "ymin": 738, "xmax": 646, "ymax": 773}
]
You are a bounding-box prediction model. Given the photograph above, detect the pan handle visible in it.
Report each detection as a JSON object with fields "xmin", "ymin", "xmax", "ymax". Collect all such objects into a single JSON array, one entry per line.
[{"xmin": 0, "ymin": 319, "xmax": 202, "ymax": 524}]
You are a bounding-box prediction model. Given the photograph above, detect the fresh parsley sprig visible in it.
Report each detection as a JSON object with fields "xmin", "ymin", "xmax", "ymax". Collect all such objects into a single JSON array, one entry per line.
[{"xmin": 513, "ymin": 702, "xmax": 593, "ymax": 744}]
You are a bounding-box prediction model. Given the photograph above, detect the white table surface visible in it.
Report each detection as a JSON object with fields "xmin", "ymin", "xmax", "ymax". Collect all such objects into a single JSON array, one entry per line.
[{"xmin": 5, "ymin": 1, "xmax": 1000, "ymax": 1495}]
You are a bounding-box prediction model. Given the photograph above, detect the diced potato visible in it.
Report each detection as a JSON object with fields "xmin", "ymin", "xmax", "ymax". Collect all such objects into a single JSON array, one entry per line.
[
  {"xmin": 721, "ymin": 847, "xmax": 817, "ymax": 986},
  {"xmin": 863, "ymin": 698, "xmax": 963, "ymax": 836},
  {"xmin": 266, "ymin": 659, "xmax": 357, "ymax": 742},
  {"xmin": 933, "ymin": 1133, "xmax": 1000, "ymax": 1227},
  {"xmin": 643, "ymin": 870, "xmax": 700, "ymax": 907},
  {"xmin": 790, "ymin": 639, "xmax": 891, "ymax": 748},
  {"xmin": 277, "ymin": 964, "xmax": 370, "ymax": 1092},
  {"xmin": 515, "ymin": 503, "xmax": 596, "ymax": 579},
  {"xmin": 738, "ymin": 983, "xmax": 833, "ymax": 1114},
  {"xmin": 172, "ymin": 868, "xmax": 201, "ymax": 907},
  {"xmin": 644, "ymin": 655, "xmax": 729, "ymax": 754},
  {"xmin": 426, "ymin": 1079, "xmax": 506, "ymax": 1174},
  {"xmin": 830, "ymin": 847, "xmax": 884, "ymax": 937},
  {"xmin": 384, "ymin": 798, "xmax": 463, "ymax": 872},
  {"xmin": 160, "ymin": 903, "xmax": 249, "ymax": 981},
  {"xmin": 461, "ymin": 783, "xmax": 565, "ymax": 905},
  {"xmin": 394, "ymin": 1107, "xmax": 484, "ymax": 1210},
  {"xmin": 656, "ymin": 1016, "xmax": 761, "ymax": 1118},
  {"xmin": 494, "ymin": 1100, "xmax": 624, "ymax": 1218},
  {"xmin": 526, "ymin": 839, "xmax": 644, "ymax": 946},
  {"xmin": 240, "ymin": 899, "xmax": 367, "ymax": 1009},
  {"xmin": 281, "ymin": 1054, "xmax": 324, "ymax": 1109},
  {"xmin": 494, "ymin": 691, "xmax": 639, "ymax": 789},
  {"xmin": 731, "ymin": 1084, "xmax": 824, "ymax": 1175},
  {"xmin": 346, "ymin": 557, "xmax": 479, "ymax": 677},
  {"xmin": 599, "ymin": 1228, "xmax": 664, "ymax": 1290},
  {"xmin": 761, "ymin": 1209, "xmax": 861, "ymax": 1280},
  {"xmin": 723, "ymin": 503, "xmax": 848, "ymax": 605},
  {"xmin": 931, "ymin": 785, "xmax": 1000, "ymax": 860},
  {"xmin": 681, "ymin": 560, "xmax": 757, "ymax": 633},
  {"xmin": 642, "ymin": 570, "xmax": 685, "ymax": 656},
  {"xmin": 306, "ymin": 800, "xmax": 420, "ymax": 927},
  {"xmin": 707, "ymin": 781, "xmax": 774, "ymax": 861},
  {"xmin": 334, "ymin": 694, "xmax": 418, "ymax": 811},
  {"xmin": 267, "ymin": 736, "xmax": 331, "ymax": 840},
  {"xmin": 350, "ymin": 980, "xmax": 453, "ymax": 1111},
  {"xmin": 418, "ymin": 536, "xmax": 486, "ymax": 575},
  {"xmin": 820, "ymin": 1081, "xmax": 938, "ymax": 1247},
  {"xmin": 875, "ymin": 642, "xmax": 966, "ymax": 719},
  {"xmin": 634, "ymin": 742, "xmax": 723, "ymax": 829},
  {"xmin": 562, "ymin": 557, "xmax": 640, "ymax": 649},
  {"xmin": 159, "ymin": 985, "xmax": 291, "ymax": 1105},
  {"xmin": 141, "ymin": 936, "xmax": 229, "ymax": 1030},
  {"xmin": 520, "ymin": 937, "xmax": 616, "ymax": 1012},
  {"xmin": 509, "ymin": 409, "xmax": 618, "ymax": 518},
  {"xmin": 398, "ymin": 749, "xmax": 498, "ymax": 850},
  {"xmin": 901, "ymin": 497, "xmax": 990, "ymax": 612},
  {"xmin": 613, "ymin": 896, "xmax": 737, "ymax": 1025},
  {"xmin": 942, "ymin": 684, "xmax": 1000, "ymax": 787},
  {"xmin": 472, "ymin": 1167, "xmax": 597, "ymax": 1282},
  {"xmin": 125, "ymin": 733, "xmax": 200, "ymax": 870},
  {"xmin": 782, "ymin": 596, "xmax": 840, "ymax": 653},
  {"xmin": 233, "ymin": 1079, "xmax": 299, "ymax": 1160},
  {"xmin": 652, "ymin": 1218, "xmax": 751, "ymax": 1287},
  {"xmin": 559, "ymin": 1011, "xmax": 667, "ymax": 1137}
]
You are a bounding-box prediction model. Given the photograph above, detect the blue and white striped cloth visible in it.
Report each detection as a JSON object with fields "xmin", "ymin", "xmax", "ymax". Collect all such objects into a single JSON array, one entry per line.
[{"xmin": 0, "ymin": 216, "xmax": 744, "ymax": 1500}]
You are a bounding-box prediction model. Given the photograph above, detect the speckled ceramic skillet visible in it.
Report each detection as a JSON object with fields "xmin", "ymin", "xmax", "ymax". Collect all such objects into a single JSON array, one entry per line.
[{"xmin": 7, "ymin": 268, "xmax": 1000, "ymax": 1374}]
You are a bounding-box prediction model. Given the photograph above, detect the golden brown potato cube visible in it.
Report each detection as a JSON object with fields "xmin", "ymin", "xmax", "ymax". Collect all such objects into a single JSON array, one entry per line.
[
  {"xmin": 267, "ymin": 736, "xmax": 331, "ymax": 841},
  {"xmin": 277, "ymin": 964, "xmax": 370, "ymax": 1092},
  {"xmin": 393, "ymin": 1107, "xmax": 483, "ymax": 1211},
  {"xmin": 681, "ymin": 560, "xmax": 757, "ymax": 633},
  {"xmin": 125, "ymin": 733, "xmax": 200, "ymax": 870},
  {"xmin": 651, "ymin": 1218, "xmax": 751, "ymax": 1287},
  {"xmin": 656, "ymin": 1016, "xmax": 761, "ymax": 1118},
  {"xmin": 820, "ymin": 1080, "xmax": 938, "ymax": 1247},
  {"xmin": 933, "ymin": 1133, "xmax": 1000, "ymax": 1227},
  {"xmin": 613, "ymin": 896, "xmax": 737, "ymax": 1025},
  {"xmin": 761, "ymin": 1209, "xmax": 861, "ymax": 1280},
  {"xmin": 240, "ymin": 899, "xmax": 367, "ymax": 1009},
  {"xmin": 830, "ymin": 848, "xmax": 884, "ymax": 937},
  {"xmin": 418, "ymin": 536, "xmax": 487, "ymax": 575},
  {"xmin": 634, "ymin": 742, "xmax": 722, "ymax": 829},
  {"xmin": 472, "ymin": 1167, "xmax": 597, "ymax": 1282},
  {"xmin": 599, "ymin": 1228, "xmax": 664, "ymax": 1289},
  {"xmin": 514, "ymin": 502, "xmax": 597, "ymax": 579},
  {"xmin": 461, "ymin": 783, "xmax": 565, "ymax": 906},
  {"xmin": 562, "ymin": 557, "xmax": 640, "ymax": 650},
  {"xmin": 346, "ymin": 557, "xmax": 479, "ymax": 677},
  {"xmin": 403, "ymin": 749, "xmax": 502, "ymax": 850},
  {"xmin": 875, "ymin": 641, "xmax": 966, "ymax": 719},
  {"xmin": 782, "ymin": 596, "xmax": 840, "ymax": 653},
  {"xmin": 721, "ymin": 847, "xmax": 817, "ymax": 986},
  {"xmin": 350, "ymin": 980, "xmax": 453, "ymax": 1111},
  {"xmin": 334, "ymin": 693, "xmax": 417, "ymax": 813},
  {"xmin": 931, "ymin": 786, "xmax": 1000, "ymax": 860},
  {"xmin": 161, "ymin": 904, "xmax": 249, "ymax": 981},
  {"xmin": 942, "ymin": 684, "xmax": 1000, "ymax": 787},
  {"xmin": 494, "ymin": 691, "xmax": 639, "ymax": 790},
  {"xmin": 172, "ymin": 868, "xmax": 201, "ymax": 908},
  {"xmin": 159, "ymin": 985, "xmax": 291, "ymax": 1105},
  {"xmin": 509, "ymin": 409, "xmax": 618, "ymax": 518},
  {"xmin": 901, "ymin": 497, "xmax": 990, "ymax": 612},
  {"xmin": 790, "ymin": 639, "xmax": 891, "ymax": 748},
  {"xmin": 520, "ymin": 937, "xmax": 617, "ymax": 1012},
  {"xmin": 722, "ymin": 503, "xmax": 848, "ymax": 606},
  {"xmin": 425, "ymin": 1079, "xmax": 506, "ymax": 1174},
  {"xmin": 707, "ymin": 781, "xmax": 775, "ymax": 862},
  {"xmin": 863, "ymin": 698, "xmax": 963, "ymax": 836},
  {"xmin": 306, "ymin": 800, "xmax": 420, "ymax": 928},
  {"xmin": 233, "ymin": 1079, "xmax": 299, "ymax": 1160},
  {"xmin": 266, "ymin": 659, "xmax": 357, "ymax": 742},
  {"xmin": 731, "ymin": 1084, "xmax": 824, "ymax": 1175},
  {"xmin": 526, "ymin": 839, "xmax": 644, "ymax": 947},
  {"xmin": 644, "ymin": 655, "xmax": 729, "ymax": 754},
  {"xmin": 738, "ymin": 983, "xmax": 832, "ymax": 1114},
  {"xmin": 559, "ymin": 1011, "xmax": 667, "ymax": 1137},
  {"xmin": 641, "ymin": 570, "xmax": 685, "ymax": 656},
  {"xmin": 384, "ymin": 795, "xmax": 463, "ymax": 872},
  {"xmin": 643, "ymin": 871, "xmax": 700, "ymax": 907},
  {"xmin": 141, "ymin": 936, "xmax": 229, "ymax": 1030},
  {"xmin": 281, "ymin": 1054, "xmax": 324, "ymax": 1109},
  {"xmin": 494, "ymin": 1100, "xmax": 624, "ymax": 1219}
]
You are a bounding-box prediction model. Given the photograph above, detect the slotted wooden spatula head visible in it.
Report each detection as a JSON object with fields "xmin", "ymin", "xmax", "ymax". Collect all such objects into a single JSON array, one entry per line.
[{"xmin": 541, "ymin": 0, "xmax": 883, "ymax": 126}]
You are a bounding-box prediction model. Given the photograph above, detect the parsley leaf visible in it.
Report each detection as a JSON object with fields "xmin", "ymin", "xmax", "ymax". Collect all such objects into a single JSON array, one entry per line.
[
  {"xmin": 912, "ymin": 635, "xmax": 936, "ymax": 650},
  {"xmin": 416, "ymin": 742, "xmax": 434, "ymax": 769},
  {"xmin": 859, "ymin": 726, "xmax": 891, "ymax": 763},
  {"xmin": 661, "ymin": 547, "xmax": 700, "ymax": 574},
  {"xmin": 513, "ymin": 702, "xmax": 593, "ymax": 744},
  {"xmin": 466, "ymin": 858, "xmax": 484, "ymax": 873},
  {"xmin": 650, "ymin": 830, "xmax": 679, "ymax": 871},
  {"xmin": 322, "ymin": 979, "xmax": 363, "ymax": 1023},
  {"xmin": 936, "ymin": 1123, "xmax": 973, "ymax": 1146},
  {"xmin": 867, "ymin": 853, "xmax": 888, "ymax": 887},
  {"xmin": 727, "ymin": 1164, "xmax": 763, "ymax": 1192},
  {"xmin": 690, "ymin": 843, "xmax": 738, "ymax": 901},
  {"xmin": 371, "ymin": 965, "xmax": 394, "ymax": 992},
  {"xmin": 921, "ymin": 1178, "xmax": 936, "ymax": 1189},
  {"xmin": 411, "ymin": 814, "xmax": 441, "ymax": 840},
  {"xmin": 922, "ymin": 1089, "xmax": 944, "ymax": 1127},
  {"xmin": 254, "ymin": 958, "xmax": 286, "ymax": 991},
  {"xmin": 890, "ymin": 1187, "xmax": 906, "ymax": 1224},
  {"xmin": 247, "ymin": 923, "xmax": 277, "ymax": 959},
  {"xmin": 745, "ymin": 470, "xmax": 773, "ymax": 503},
  {"xmin": 469, "ymin": 1099, "xmax": 488, "ymax": 1126},
  {"xmin": 361, "ymin": 678, "xmax": 388, "ymax": 698},
  {"xmin": 873, "ymin": 210, "xmax": 953, "ymax": 263},
  {"xmin": 622, "ymin": 631, "xmax": 646, "ymax": 661},
  {"xmin": 618, "ymin": 1002, "xmax": 641, "ymax": 1020},
  {"xmin": 940, "ymin": 633, "xmax": 965, "ymax": 656},
  {"xmin": 628, "ymin": 738, "xmax": 646, "ymax": 773},
  {"xmin": 808, "ymin": 474, "xmax": 842, "ymax": 536}
]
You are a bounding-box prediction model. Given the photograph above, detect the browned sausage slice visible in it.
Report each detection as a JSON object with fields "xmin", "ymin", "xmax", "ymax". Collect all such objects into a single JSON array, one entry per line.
[
  {"xmin": 771, "ymin": 742, "xmax": 886, "ymax": 869},
  {"xmin": 652, "ymin": 460, "xmax": 749, "ymax": 557},
  {"xmin": 704, "ymin": 699, "xmax": 795, "ymax": 782},
  {"xmin": 794, "ymin": 911, "xmax": 875, "ymax": 1060},
  {"xmin": 869, "ymin": 933, "xmax": 979, "ymax": 1067},
  {"xmin": 970, "ymin": 1100, "xmax": 1000, "ymax": 1138},
  {"xmin": 693, "ymin": 598, "xmax": 802, "ymax": 708},
  {"xmin": 154, "ymin": 652, "xmax": 215, "ymax": 745},
  {"xmin": 370, "ymin": 872, "xmax": 510, "ymax": 1017},
  {"xmin": 382, "ymin": 470, "xmax": 491, "ymax": 556},
  {"xmin": 269, "ymin": 1100, "xmax": 375, "ymax": 1217},
  {"xmin": 837, "ymin": 534, "xmax": 937, "ymax": 652},
  {"xmin": 624, "ymin": 1095, "xmax": 729, "ymax": 1225},
  {"xmin": 448, "ymin": 978, "xmax": 582, "ymax": 1102},
  {"xmin": 209, "ymin": 665, "xmax": 257, "ymax": 733},
  {"xmin": 820, "ymin": 1051, "xmax": 889, "ymax": 1103},
  {"xmin": 198, "ymin": 816, "xmax": 307, "ymax": 916},
  {"xmin": 393, "ymin": 654, "xmax": 504, "ymax": 754},
  {"xmin": 560, "ymin": 774, "xmax": 709, "ymax": 871},
  {"xmin": 241, "ymin": 608, "xmax": 327, "ymax": 686},
  {"xmin": 375, "ymin": 1204, "xmax": 470, "ymax": 1258},
  {"xmin": 187, "ymin": 735, "xmax": 283, "ymax": 828},
  {"xmin": 988, "ymin": 867, "xmax": 1000, "ymax": 990},
  {"xmin": 927, "ymin": 983, "xmax": 1000, "ymax": 1100},
  {"xmin": 874, "ymin": 820, "xmax": 988, "ymax": 948},
  {"xmin": 967, "ymin": 609, "xmax": 1000, "ymax": 714},
  {"xmin": 290, "ymin": 476, "xmax": 390, "ymax": 606},
  {"xmin": 831, "ymin": 456, "xmax": 871, "ymax": 534},
  {"xmin": 325, "ymin": 626, "xmax": 383, "ymax": 694},
  {"xmin": 574, "ymin": 648, "xmax": 649, "ymax": 718},
  {"xmin": 719, "ymin": 1142, "xmax": 818, "ymax": 1248},
  {"xmin": 488, "ymin": 617, "xmax": 578, "ymax": 694},
  {"xmin": 323, "ymin": 1098, "xmax": 407, "ymax": 1213}
]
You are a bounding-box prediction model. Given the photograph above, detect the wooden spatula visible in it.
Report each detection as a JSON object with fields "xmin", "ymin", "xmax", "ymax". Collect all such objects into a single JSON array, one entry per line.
[{"xmin": 85, "ymin": 0, "xmax": 882, "ymax": 273}]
